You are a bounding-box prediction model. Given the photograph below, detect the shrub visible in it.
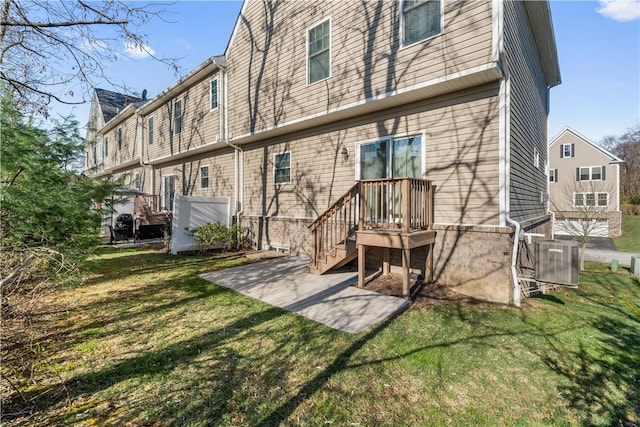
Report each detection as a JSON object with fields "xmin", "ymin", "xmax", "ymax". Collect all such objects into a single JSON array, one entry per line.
[{"xmin": 187, "ymin": 222, "xmax": 245, "ymax": 252}]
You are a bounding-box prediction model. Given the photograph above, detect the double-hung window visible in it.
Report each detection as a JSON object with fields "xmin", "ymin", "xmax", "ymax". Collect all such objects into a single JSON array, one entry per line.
[
  {"xmin": 274, "ymin": 152, "xmax": 291, "ymax": 184},
  {"xmin": 308, "ymin": 19, "xmax": 331, "ymax": 84},
  {"xmin": 210, "ymin": 78, "xmax": 218, "ymax": 110},
  {"xmin": 561, "ymin": 143, "xmax": 574, "ymax": 158},
  {"xmin": 173, "ymin": 99, "xmax": 182, "ymax": 135},
  {"xmin": 117, "ymin": 127, "xmax": 123, "ymax": 150},
  {"xmin": 200, "ymin": 166, "xmax": 209, "ymax": 189},
  {"xmin": 549, "ymin": 169, "xmax": 557, "ymax": 183},
  {"xmin": 402, "ymin": 0, "xmax": 442, "ymax": 47},
  {"xmin": 104, "ymin": 137, "xmax": 108, "ymax": 157},
  {"xmin": 578, "ymin": 166, "xmax": 605, "ymax": 181},
  {"xmin": 574, "ymin": 192, "xmax": 608, "ymax": 207},
  {"xmin": 147, "ymin": 116, "xmax": 154, "ymax": 145}
]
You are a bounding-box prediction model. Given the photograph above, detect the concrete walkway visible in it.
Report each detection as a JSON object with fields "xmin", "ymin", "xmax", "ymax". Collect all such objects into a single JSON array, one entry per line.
[{"xmin": 199, "ymin": 256, "xmax": 410, "ymax": 334}]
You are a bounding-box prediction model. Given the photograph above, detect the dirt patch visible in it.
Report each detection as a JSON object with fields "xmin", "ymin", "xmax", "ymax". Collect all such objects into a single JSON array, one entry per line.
[{"xmin": 363, "ymin": 273, "xmax": 482, "ymax": 309}]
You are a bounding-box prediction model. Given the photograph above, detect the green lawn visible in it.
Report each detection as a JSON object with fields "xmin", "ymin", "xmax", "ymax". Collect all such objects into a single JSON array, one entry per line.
[
  {"xmin": 614, "ymin": 215, "xmax": 640, "ymax": 253},
  {"xmin": 3, "ymin": 245, "xmax": 639, "ymax": 426}
]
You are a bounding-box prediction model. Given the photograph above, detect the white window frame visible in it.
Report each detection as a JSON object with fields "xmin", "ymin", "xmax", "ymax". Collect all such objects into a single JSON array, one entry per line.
[
  {"xmin": 104, "ymin": 136, "xmax": 108, "ymax": 157},
  {"xmin": 210, "ymin": 77, "xmax": 219, "ymax": 111},
  {"xmin": 200, "ymin": 165, "xmax": 210, "ymax": 189},
  {"xmin": 574, "ymin": 192, "xmax": 609, "ymax": 207},
  {"xmin": 561, "ymin": 143, "xmax": 573, "ymax": 158},
  {"xmin": 274, "ymin": 151, "xmax": 291, "ymax": 185},
  {"xmin": 162, "ymin": 174, "xmax": 177, "ymax": 211},
  {"xmin": 579, "ymin": 166, "xmax": 603, "ymax": 181},
  {"xmin": 117, "ymin": 127, "xmax": 123, "ymax": 150},
  {"xmin": 147, "ymin": 116, "xmax": 154, "ymax": 145},
  {"xmin": 355, "ymin": 132, "xmax": 426, "ymax": 180},
  {"xmin": 134, "ymin": 173, "xmax": 141, "ymax": 190},
  {"xmin": 549, "ymin": 169, "xmax": 557, "ymax": 183},
  {"xmin": 306, "ymin": 17, "xmax": 331, "ymax": 85},
  {"xmin": 534, "ymin": 147, "xmax": 540, "ymax": 169},
  {"xmin": 173, "ymin": 99, "xmax": 182, "ymax": 135},
  {"xmin": 400, "ymin": 0, "xmax": 444, "ymax": 49},
  {"xmin": 97, "ymin": 140, "xmax": 104, "ymax": 163}
]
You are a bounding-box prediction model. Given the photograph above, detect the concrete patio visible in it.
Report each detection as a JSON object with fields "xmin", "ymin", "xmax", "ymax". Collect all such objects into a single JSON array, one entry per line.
[{"xmin": 199, "ymin": 256, "xmax": 411, "ymax": 334}]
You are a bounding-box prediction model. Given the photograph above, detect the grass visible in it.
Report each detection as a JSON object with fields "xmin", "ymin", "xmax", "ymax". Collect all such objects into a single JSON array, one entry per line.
[
  {"xmin": 2, "ymin": 245, "xmax": 639, "ymax": 426},
  {"xmin": 614, "ymin": 215, "xmax": 640, "ymax": 253}
]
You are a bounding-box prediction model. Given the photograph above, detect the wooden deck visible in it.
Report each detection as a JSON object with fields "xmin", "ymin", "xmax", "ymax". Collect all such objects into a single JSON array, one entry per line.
[{"xmin": 309, "ymin": 178, "xmax": 436, "ymax": 298}]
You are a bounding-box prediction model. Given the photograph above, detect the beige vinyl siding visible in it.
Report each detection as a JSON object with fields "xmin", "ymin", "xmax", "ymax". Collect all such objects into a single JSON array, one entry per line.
[
  {"xmin": 549, "ymin": 131, "xmax": 618, "ymax": 212},
  {"xmin": 142, "ymin": 73, "xmax": 221, "ymax": 163},
  {"xmin": 504, "ymin": 0, "xmax": 549, "ymax": 221},
  {"xmin": 227, "ymin": 0, "xmax": 493, "ymax": 138},
  {"xmin": 112, "ymin": 166, "xmax": 145, "ymax": 190},
  {"xmin": 152, "ymin": 148, "xmax": 236, "ymax": 207},
  {"xmin": 103, "ymin": 114, "xmax": 139, "ymax": 168},
  {"xmin": 242, "ymin": 84, "xmax": 500, "ymax": 226}
]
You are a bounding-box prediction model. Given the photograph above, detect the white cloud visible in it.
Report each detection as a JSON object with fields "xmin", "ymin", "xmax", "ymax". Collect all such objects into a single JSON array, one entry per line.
[
  {"xmin": 123, "ymin": 42, "xmax": 156, "ymax": 59},
  {"xmin": 597, "ymin": 0, "xmax": 640, "ymax": 22}
]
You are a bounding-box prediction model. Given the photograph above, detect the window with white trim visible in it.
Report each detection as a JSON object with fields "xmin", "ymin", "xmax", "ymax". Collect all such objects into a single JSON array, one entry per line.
[
  {"xmin": 561, "ymin": 143, "xmax": 574, "ymax": 158},
  {"xmin": 402, "ymin": 0, "xmax": 442, "ymax": 47},
  {"xmin": 104, "ymin": 137, "xmax": 108, "ymax": 157},
  {"xmin": 308, "ymin": 19, "xmax": 331, "ymax": 84},
  {"xmin": 578, "ymin": 166, "xmax": 604, "ymax": 181},
  {"xmin": 200, "ymin": 166, "xmax": 209, "ymax": 189},
  {"xmin": 534, "ymin": 147, "xmax": 540, "ymax": 169},
  {"xmin": 210, "ymin": 78, "xmax": 218, "ymax": 110},
  {"xmin": 549, "ymin": 169, "xmax": 557, "ymax": 183},
  {"xmin": 574, "ymin": 192, "xmax": 608, "ymax": 207},
  {"xmin": 117, "ymin": 127, "xmax": 123, "ymax": 150},
  {"xmin": 274, "ymin": 152, "xmax": 291, "ymax": 184},
  {"xmin": 173, "ymin": 99, "xmax": 182, "ymax": 135},
  {"xmin": 134, "ymin": 173, "xmax": 140, "ymax": 190},
  {"xmin": 162, "ymin": 175, "xmax": 176, "ymax": 211},
  {"xmin": 147, "ymin": 116, "xmax": 154, "ymax": 145}
]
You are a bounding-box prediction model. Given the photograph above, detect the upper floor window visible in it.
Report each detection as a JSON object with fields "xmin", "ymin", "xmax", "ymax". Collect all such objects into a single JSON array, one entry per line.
[
  {"xmin": 210, "ymin": 78, "xmax": 218, "ymax": 110},
  {"xmin": 104, "ymin": 137, "xmax": 108, "ymax": 157},
  {"xmin": 402, "ymin": 0, "xmax": 442, "ymax": 47},
  {"xmin": 307, "ymin": 19, "xmax": 331, "ymax": 84},
  {"xmin": 534, "ymin": 147, "xmax": 540, "ymax": 169},
  {"xmin": 549, "ymin": 169, "xmax": 557, "ymax": 183},
  {"xmin": 117, "ymin": 127, "xmax": 123, "ymax": 150},
  {"xmin": 274, "ymin": 152, "xmax": 291, "ymax": 184},
  {"xmin": 148, "ymin": 116, "xmax": 154, "ymax": 145},
  {"xmin": 561, "ymin": 143, "xmax": 574, "ymax": 158},
  {"xmin": 200, "ymin": 166, "xmax": 209, "ymax": 189},
  {"xmin": 577, "ymin": 166, "xmax": 605, "ymax": 181},
  {"xmin": 173, "ymin": 99, "xmax": 183, "ymax": 135},
  {"xmin": 134, "ymin": 173, "xmax": 141, "ymax": 190}
]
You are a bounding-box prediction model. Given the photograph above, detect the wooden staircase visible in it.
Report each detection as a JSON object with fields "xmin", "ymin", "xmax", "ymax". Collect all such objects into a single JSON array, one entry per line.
[{"xmin": 309, "ymin": 178, "xmax": 435, "ymax": 282}]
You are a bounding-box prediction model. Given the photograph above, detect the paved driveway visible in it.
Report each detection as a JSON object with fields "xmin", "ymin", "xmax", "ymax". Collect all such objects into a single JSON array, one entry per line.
[{"xmin": 200, "ymin": 256, "xmax": 410, "ymax": 334}]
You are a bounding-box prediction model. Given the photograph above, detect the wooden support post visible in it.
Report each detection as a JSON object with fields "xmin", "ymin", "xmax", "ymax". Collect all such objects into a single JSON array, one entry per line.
[
  {"xmin": 402, "ymin": 179, "xmax": 410, "ymax": 233},
  {"xmin": 357, "ymin": 244, "xmax": 365, "ymax": 288},
  {"xmin": 383, "ymin": 247, "xmax": 390, "ymax": 275},
  {"xmin": 426, "ymin": 243, "xmax": 434, "ymax": 283},
  {"xmin": 402, "ymin": 247, "xmax": 410, "ymax": 298}
]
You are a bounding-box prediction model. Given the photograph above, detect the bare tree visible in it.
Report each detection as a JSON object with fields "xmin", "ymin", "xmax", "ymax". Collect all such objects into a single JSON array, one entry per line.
[
  {"xmin": 0, "ymin": 0, "xmax": 179, "ymax": 116},
  {"xmin": 552, "ymin": 179, "xmax": 616, "ymax": 270}
]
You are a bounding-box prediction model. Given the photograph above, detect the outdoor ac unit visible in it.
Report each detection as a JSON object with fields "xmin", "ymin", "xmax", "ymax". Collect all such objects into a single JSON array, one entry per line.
[{"xmin": 535, "ymin": 240, "xmax": 579, "ymax": 286}]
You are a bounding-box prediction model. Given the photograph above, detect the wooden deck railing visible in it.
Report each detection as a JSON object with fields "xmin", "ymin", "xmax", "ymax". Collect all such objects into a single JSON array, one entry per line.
[
  {"xmin": 309, "ymin": 178, "xmax": 433, "ymax": 269},
  {"xmin": 143, "ymin": 195, "xmax": 159, "ymax": 212},
  {"xmin": 309, "ymin": 183, "xmax": 359, "ymax": 269},
  {"xmin": 359, "ymin": 178, "xmax": 432, "ymax": 233}
]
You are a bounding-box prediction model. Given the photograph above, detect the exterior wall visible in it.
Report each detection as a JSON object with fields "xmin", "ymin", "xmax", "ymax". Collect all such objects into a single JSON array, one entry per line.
[
  {"xmin": 504, "ymin": 0, "xmax": 550, "ymax": 222},
  {"xmin": 241, "ymin": 84, "xmax": 501, "ymax": 246},
  {"xmin": 227, "ymin": 0, "xmax": 494, "ymax": 138},
  {"xmin": 549, "ymin": 130, "xmax": 621, "ymax": 237},
  {"xmin": 142, "ymin": 72, "xmax": 222, "ymax": 163},
  {"xmin": 152, "ymin": 148, "xmax": 236, "ymax": 211},
  {"xmin": 102, "ymin": 112, "xmax": 139, "ymax": 168}
]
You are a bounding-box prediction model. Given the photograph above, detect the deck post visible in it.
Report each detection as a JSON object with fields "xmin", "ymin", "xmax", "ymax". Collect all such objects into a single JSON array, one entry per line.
[
  {"xmin": 383, "ymin": 247, "xmax": 390, "ymax": 275},
  {"xmin": 402, "ymin": 179, "xmax": 410, "ymax": 233},
  {"xmin": 426, "ymin": 243, "xmax": 434, "ymax": 283},
  {"xmin": 402, "ymin": 246, "xmax": 410, "ymax": 298},
  {"xmin": 357, "ymin": 244, "xmax": 365, "ymax": 288}
]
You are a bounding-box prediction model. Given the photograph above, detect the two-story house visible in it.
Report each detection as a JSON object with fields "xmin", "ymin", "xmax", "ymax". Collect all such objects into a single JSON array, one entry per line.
[
  {"xmin": 85, "ymin": 0, "xmax": 560, "ymax": 306},
  {"xmin": 549, "ymin": 127, "xmax": 623, "ymax": 237}
]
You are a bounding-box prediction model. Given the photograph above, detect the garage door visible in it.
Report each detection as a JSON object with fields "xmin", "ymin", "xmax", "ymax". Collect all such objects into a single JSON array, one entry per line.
[{"xmin": 554, "ymin": 219, "xmax": 609, "ymax": 237}]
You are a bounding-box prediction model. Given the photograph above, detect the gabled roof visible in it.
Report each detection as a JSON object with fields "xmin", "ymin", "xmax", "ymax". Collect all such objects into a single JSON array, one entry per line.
[
  {"xmin": 94, "ymin": 88, "xmax": 144, "ymax": 123},
  {"xmin": 549, "ymin": 127, "xmax": 624, "ymax": 163}
]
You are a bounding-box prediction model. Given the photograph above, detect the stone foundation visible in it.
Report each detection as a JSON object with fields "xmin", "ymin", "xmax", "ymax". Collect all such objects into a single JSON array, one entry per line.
[{"xmin": 242, "ymin": 215, "xmax": 313, "ymax": 257}]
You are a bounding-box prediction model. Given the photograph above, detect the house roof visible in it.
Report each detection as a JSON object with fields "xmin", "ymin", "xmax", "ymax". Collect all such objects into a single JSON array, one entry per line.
[
  {"xmin": 94, "ymin": 88, "xmax": 144, "ymax": 123},
  {"xmin": 549, "ymin": 127, "xmax": 624, "ymax": 163},
  {"xmin": 523, "ymin": 1, "xmax": 561, "ymax": 87}
]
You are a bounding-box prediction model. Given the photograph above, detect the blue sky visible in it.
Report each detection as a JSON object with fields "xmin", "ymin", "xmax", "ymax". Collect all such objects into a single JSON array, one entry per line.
[{"xmin": 56, "ymin": 0, "xmax": 640, "ymax": 144}]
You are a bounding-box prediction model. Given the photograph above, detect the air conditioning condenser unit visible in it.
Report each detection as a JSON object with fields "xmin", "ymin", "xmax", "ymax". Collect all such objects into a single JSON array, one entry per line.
[{"xmin": 535, "ymin": 240, "xmax": 579, "ymax": 287}]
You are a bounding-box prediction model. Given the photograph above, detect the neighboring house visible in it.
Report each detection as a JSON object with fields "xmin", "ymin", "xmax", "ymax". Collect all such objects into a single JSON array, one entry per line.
[
  {"xmin": 548, "ymin": 127, "xmax": 623, "ymax": 237},
  {"xmin": 85, "ymin": 0, "xmax": 560, "ymax": 306}
]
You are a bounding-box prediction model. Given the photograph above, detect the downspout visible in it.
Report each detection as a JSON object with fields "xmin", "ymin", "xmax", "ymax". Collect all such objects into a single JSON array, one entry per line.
[
  {"xmin": 215, "ymin": 57, "xmax": 244, "ymax": 228},
  {"xmin": 137, "ymin": 110, "xmax": 155, "ymax": 208},
  {"xmin": 496, "ymin": 1, "xmax": 521, "ymax": 307}
]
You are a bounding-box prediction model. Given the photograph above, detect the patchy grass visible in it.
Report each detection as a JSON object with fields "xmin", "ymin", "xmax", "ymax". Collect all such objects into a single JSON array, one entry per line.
[
  {"xmin": 2, "ymin": 246, "xmax": 639, "ymax": 426},
  {"xmin": 614, "ymin": 215, "xmax": 640, "ymax": 253}
]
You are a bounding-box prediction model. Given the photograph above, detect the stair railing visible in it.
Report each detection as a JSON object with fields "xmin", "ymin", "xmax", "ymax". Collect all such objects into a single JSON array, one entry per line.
[{"xmin": 308, "ymin": 183, "xmax": 360, "ymax": 269}]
